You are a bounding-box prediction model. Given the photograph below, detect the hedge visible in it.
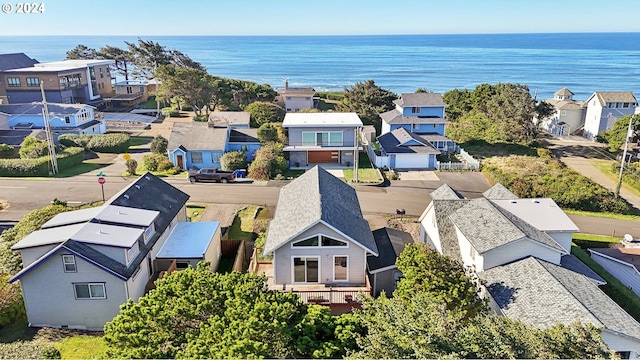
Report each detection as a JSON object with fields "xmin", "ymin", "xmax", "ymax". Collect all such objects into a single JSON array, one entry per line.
[
  {"xmin": 0, "ymin": 147, "xmax": 84, "ymax": 177},
  {"xmin": 58, "ymin": 133, "xmax": 130, "ymax": 153}
]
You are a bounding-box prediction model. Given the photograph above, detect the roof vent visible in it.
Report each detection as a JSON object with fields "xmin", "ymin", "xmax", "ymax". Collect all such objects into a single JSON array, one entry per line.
[
  {"xmin": 510, "ymin": 200, "xmax": 517, "ymax": 204},
  {"xmin": 124, "ymin": 194, "xmax": 129, "ymax": 199},
  {"xmin": 99, "ymin": 229, "xmax": 108, "ymax": 235},
  {"xmin": 118, "ymin": 211, "xmax": 127, "ymax": 215},
  {"xmin": 135, "ymin": 185, "xmax": 140, "ymax": 189},
  {"xmin": 532, "ymin": 200, "xmax": 540, "ymax": 204},
  {"xmin": 145, "ymin": 176, "xmax": 151, "ymax": 180}
]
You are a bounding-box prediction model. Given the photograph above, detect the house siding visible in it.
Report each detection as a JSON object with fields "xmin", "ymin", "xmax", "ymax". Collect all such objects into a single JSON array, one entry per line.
[
  {"xmin": 183, "ymin": 150, "xmax": 224, "ymax": 170},
  {"xmin": 390, "ymin": 123, "xmax": 445, "ymax": 135},
  {"xmin": 601, "ymin": 330, "xmax": 640, "ymax": 359},
  {"xmin": 547, "ymin": 231, "xmax": 573, "ymax": 253},
  {"xmin": 456, "ymin": 228, "xmax": 484, "ymax": 271},
  {"xmin": 285, "ymin": 96, "xmax": 314, "ymax": 112},
  {"xmin": 288, "ymin": 127, "xmax": 356, "ymax": 147},
  {"xmin": 19, "ymin": 252, "xmax": 127, "ymax": 330},
  {"xmin": 19, "ymin": 245, "xmax": 58, "ymax": 267},
  {"xmin": 400, "ymin": 106, "xmax": 445, "ymax": 118},
  {"xmin": 371, "ymin": 268, "xmax": 401, "ymax": 297},
  {"xmin": 272, "ymin": 223, "xmax": 367, "ymax": 285},
  {"xmin": 482, "ymin": 240, "xmax": 563, "ymax": 271},
  {"xmin": 204, "ymin": 226, "xmax": 222, "ymax": 271},
  {"xmin": 419, "ymin": 206, "xmax": 442, "ymax": 253},
  {"xmin": 590, "ymin": 251, "xmax": 640, "ymax": 297},
  {"xmin": 226, "ymin": 143, "xmax": 261, "ymax": 162}
]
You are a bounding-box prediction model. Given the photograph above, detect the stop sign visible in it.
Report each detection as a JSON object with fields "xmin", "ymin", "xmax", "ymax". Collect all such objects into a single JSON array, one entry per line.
[{"xmin": 98, "ymin": 177, "xmax": 106, "ymax": 185}]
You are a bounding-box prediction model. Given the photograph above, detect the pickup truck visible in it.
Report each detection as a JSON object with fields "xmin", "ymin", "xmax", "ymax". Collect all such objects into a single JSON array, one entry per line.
[{"xmin": 188, "ymin": 168, "xmax": 235, "ymax": 183}]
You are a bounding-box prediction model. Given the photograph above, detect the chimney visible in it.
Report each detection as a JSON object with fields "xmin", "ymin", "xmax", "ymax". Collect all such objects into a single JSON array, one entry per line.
[{"xmin": 285, "ymin": 78, "xmax": 289, "ymax": 90}]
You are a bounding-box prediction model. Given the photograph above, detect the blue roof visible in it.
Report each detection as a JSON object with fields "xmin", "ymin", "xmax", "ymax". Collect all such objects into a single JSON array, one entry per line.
[{"xmin": 156, "ymin": 222, "xmax": 220, "ymax": 259}]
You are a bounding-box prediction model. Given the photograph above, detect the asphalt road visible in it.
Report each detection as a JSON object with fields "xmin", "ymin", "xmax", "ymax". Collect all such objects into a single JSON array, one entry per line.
[{"xmin": 1, "ymin": 171, "xmax": 639, "ymax": 238}]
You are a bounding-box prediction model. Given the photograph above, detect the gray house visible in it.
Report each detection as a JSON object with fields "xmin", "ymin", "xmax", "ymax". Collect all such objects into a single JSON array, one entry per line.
[
  {"xmin": 9, "ymin": 173, "xmax": 221, "ymax": 330},
  {"xmin": 367, "ymin": 227, "xmax": 414, "ymax": 297},
  {"xmin": 283, "ymin": 112, "xmax": 362, "ymax": 168},
  {"xmin": 261, "ymin": 166, "xmax": 378, "ymax": 305}
]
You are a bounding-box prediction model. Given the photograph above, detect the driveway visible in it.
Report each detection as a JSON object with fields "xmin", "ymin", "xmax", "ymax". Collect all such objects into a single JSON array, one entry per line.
[{"xmin": 396, "ymin": 170, "xmax": 439, "ymax": 181}]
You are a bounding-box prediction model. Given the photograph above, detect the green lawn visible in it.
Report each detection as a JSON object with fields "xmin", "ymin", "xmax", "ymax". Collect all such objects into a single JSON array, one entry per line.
[
  {"xmin": 128, "ymin": 136, "xmax": 153, "ymax": 149},
  {"xmin": 592, "ymin": 159, "xmax": 640, "ymax": 196},
  {"xmin": 343, "ymin": 168, "xmax": 382, "ymax": 183},
  {"xmin": 56, "ymin": 335, "xmax": 108, "ymax": 359},
  {"xmin": 53, "ymin": 162, "xmax": 108, "ymax": 178},
  {"xmin": 187, "ymin": 203, "xmax": 207, "ymax": 222},
  {"xmin": 228, "ymin": 206, "xmax": 258, "ymax": 241},
  {"xmin": 563, "ymin": 208, "xmax": 640, "ymax": 221}
]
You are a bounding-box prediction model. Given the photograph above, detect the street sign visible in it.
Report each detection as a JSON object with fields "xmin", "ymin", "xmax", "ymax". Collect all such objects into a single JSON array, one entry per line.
[
  {"xmin": 123, "ymin": 153, "xmax": 131, "ymax": 161},
  {"xmin": 98, "ymin": 177, "xmax": 106, "ymax": 185}
]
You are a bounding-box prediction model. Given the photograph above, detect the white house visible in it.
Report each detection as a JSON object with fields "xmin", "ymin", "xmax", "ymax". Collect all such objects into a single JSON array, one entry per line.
[
  {"xmin": 539, "ymin": 87, "xmax": 586, "ymax": 136},
  {"xmin": 277, "ymin": 80, "xmax": 317, "ymax": 112},
  {"xmin": 0, "ymin": 102, "xmax": 106, "ymax": 135},
  {"xmin": 583, "ymin": 91, "xmax": 637, "ymax": 140},
  {"xmin": 589, "ymin": 247, "xmax": 640, "ymax": 297}
]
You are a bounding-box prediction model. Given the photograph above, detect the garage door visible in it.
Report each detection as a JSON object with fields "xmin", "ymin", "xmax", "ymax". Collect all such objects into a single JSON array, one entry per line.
[
  {"xmin": 308, "ymin": 151, "xmax": 339, "ymax": 163},
  {"xmin": 394, "ymin": 154, "xmax": 429, "ymax": 169}
]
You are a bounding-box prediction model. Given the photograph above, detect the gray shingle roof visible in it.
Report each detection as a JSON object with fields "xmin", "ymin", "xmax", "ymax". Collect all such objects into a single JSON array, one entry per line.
[
  {"xmin": 483, "ymin": 256, "xmax": 640, "ymax": 341},
  {"xmin": 0, "ymin": 102, "xmax": 88, "ymax": 116},
  {"xmin": 394, "ymin": 93, "xmax": 445, "ymax": 107},
  {"xmin": 560, "ymin": 254, "xmax": 606, "ymax": 284},
  {"xmin": 482, "ymin": 183, "xmax": 518, "ymax": 200},
  {"xmin": 228, "ymin": 128, "xmax": 259, "ymax": 143},
  {"xmin": 449, "ymin": 198, "xmax": 565, "ymax": 254},
  {"xmin": 377, "ymin": 128, "xmax": 440, "ymax": 155},
  {"xmin": 432, "ymin": 199, "xmax": 469, "ymax": 262},
  {"xmin": 594, "ymin": 92, "xmax": 637, "ymax": 104},
  {"xmin": 263, "ymin": 166, "xmax": 377, "ymax": 255},
  {"xmin": 167, "ymin": 122, "xmax": 227, "ymax": 151},
  {"xmin": 0, "ymin": 53, "xmax": 38, "ymax": 71},
  {"xmin": 368, "ymin": 227, "xmax": 414, "ymax": 272},
  {"xmin": 554, "ymin": 87, "xmax": 574, "ymax": 96},
  {"xmin": 430, "ymin": 184, "xmax": 463, "ymax": 200},
  {"xmin": 0, "ymin": 129, "xmax": 46, "ymax": 146},
  {"xmin": 380, "ymin": 109, "xmax": 446, "ymax": 125}
]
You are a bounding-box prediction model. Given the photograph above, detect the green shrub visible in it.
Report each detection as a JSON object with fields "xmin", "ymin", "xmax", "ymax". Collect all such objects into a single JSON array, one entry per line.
[
  {"xmin": 0, "ymin": 147, "xmax": 83, "ymax": 177},
  {"xmin": 161, "ymin": 107, "xmax": 180, "ymax": 117},
  {"xmin": 58, "ymin": 134, "xmax": 129, "ymax": 153},
  {"xmin": 150, "ymin": 135, "xmax": 168, "ymax": 154},
  {"xmin": 220, "ymin": 151, "xmax": 247, "ymax": 171},
  {"xmin": 142, "ymin": 154, "xmax": 170, "ymax": 172},
  {"xmin": 0, "ymin": 340, "xmax": 60, "ymax": 359},
  {"xmin": 0, "ymin": 272, "xmax": 25, "ymax": 326},
  {"xmin": 158, "ymin": 158, "xmax": 174, "ymax": 171},
  {"xmin": 126, "ymin": 158, "xmax": 138, "ymax": 175},
  {"xmin": 0, "ymin": 144, "xmax": 15, "ymax": 158},
  {"xmin": 19, "ymin": 137, "xmax": 49, "ymax": 159},
  {"xmin": 192, "ymin": 115, "xmax": 208, "ymax": 122}
]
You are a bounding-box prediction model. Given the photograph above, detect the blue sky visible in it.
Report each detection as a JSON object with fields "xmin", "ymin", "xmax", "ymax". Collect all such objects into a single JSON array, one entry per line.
[{"xmin": 1, "ymin": 0, "xmax": 639, "ymax": 36}]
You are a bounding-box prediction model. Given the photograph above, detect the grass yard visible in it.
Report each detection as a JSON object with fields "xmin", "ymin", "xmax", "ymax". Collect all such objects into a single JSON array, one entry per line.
[
  {"xmin": 186, "ymin": 203, "xmax": 207, "ymax": 222},
  {"xmin": 343, "ymin": 168, "xmax": 382, "ymax": 183},
  {"xmin": 564, "ymin": 208, "xmax": 639, "ymax": 221},
  {"xmin": 228, "ymin": 205, "xmax": 259, "ymax": 241},
  {"xmin": 53, "ymin": 163, "xmax": 107, "ymax": 178},
  {"xmin": 571, "ymin": 244, "xmax": 640, "ymax": 321},
  {"xmin": 572, "ymin": 232, "xmax": 621, "ymax": 248},
  {"xmin": 592, "ymin": 158, "xmax": 640, "ymax": 196},
  {"xmin": 128, "ymin": 136, "xmax": 153, "ymax": 149},
  {"xmin": 56, "ymin": 335, "xmax": 108, "ymax": 359}
]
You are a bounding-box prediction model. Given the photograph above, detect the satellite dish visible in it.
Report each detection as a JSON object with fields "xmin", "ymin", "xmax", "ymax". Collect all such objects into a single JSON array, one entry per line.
[{"xmin": 623, "ymin": 234, "xmax": 634, "ymax": 242}]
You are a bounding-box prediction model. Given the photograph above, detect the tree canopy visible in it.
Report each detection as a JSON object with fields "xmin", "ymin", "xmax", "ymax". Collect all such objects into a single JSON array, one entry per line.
[
  {"xmin": 219, "ymin": 150, "xmax": 247, "ymax": 171},
  {"xmin": 444, "ymin": 83, "xmax": 544, "ymax": 143},
  {"xmin": 103, "ymin": 264, "xmax": 357, "ymax": 359},
  {"xmin": 155, "ymin": 65, "xmax": 215, "ymax": 116},
  {"xmin": 597, "ymin": 114, "xmax": 639, "ymax": 152},
  {"xmin": 245, "ymin": 101, "xmax": 286, "ymax": 127},
  {"xmin": 337, "ymin": 80, "xmax": 397, "ymax": 133},
  {"xmin": 257, "ymin": 122, "xmax": 287, "ymax": 144}
]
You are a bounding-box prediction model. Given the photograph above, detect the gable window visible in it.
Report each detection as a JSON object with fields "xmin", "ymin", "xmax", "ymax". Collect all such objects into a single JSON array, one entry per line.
[
  {"xmin": 127, "ymin": 243, "xmax": 139, "ymax": 264},
  {"xmin": 411, "ymin": 107, "xmax": 420, "ymax": 114},
  {"xmin": 126, "ymin": 86, "xmax": 133, "ymax": 94},
  {"xmin": 65, "ymin": 116, "xmax": 70, "ymax": 124},
  {"xmin": 7, "ymin": 77, "xmax": 20, "ymax": 87},
  {"xmin": 139, "ymin": 86, "xmax": 145, "ymax": 93},
  {"xmin": 334, "ymin": 256, "xmax": 348, "ymax": 281},
  {"xmin": 26, "ymin": 77, "xmax": 40, "ymax": 87},
  {"xmin": 143, "ymin": 224, "xmax": 154, "ymax": 243},
  {"xmin": 74, "ymin": 283, "xmax": 106, "ymax": 299},
  {"xmin": 293, "ymin": 235, "xmax": 347, "ymax": 247},
  {"xmin": 293, "ymin": 257, "xmax": 319, "ymax": 283},
  {"xmin": 62, "ymin": 255, "xmax": 77, "ymax": 272},
  {"xmin": 115, "ymin": 86, "xmax": 121, "ymax": 93},
  {"xmin": 321, "ymin": 236, "xmax": 347, "ymax": 247},
  {"xmin": 191, "ymin": 152, "xmax": 203, "ymax": 163}
]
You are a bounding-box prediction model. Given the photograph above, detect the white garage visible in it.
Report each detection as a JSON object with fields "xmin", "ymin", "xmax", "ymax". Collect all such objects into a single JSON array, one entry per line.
[{"xmin": 394, "ymin": 153, "xmax": 434, "ymax": 169}]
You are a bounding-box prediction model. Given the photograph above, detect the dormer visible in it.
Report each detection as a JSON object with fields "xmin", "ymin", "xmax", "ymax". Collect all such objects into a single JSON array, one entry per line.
[{"xmin": 554, "ymin": 87, "xmax": 574, "ymax": 101}]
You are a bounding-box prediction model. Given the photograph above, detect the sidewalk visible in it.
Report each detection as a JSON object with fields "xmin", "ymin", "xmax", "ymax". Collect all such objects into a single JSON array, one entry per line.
[{"xmin": 544, "ymin": 138, "xmax": 640, "ymax": 211}]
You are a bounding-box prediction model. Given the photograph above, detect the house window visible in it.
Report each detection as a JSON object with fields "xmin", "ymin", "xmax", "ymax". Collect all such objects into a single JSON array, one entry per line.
[
  {"xmin": 293, "ymin": 257, "xmax": 319, "ymax": 283},
  {"xmin": 7, "ymin": 77, "xmax": 20, "ymax": 87},
  {"xmin": 74, "ymin": 283, "xmax": 106, "ymax": 299},
  {"xmin": 293, "ymin": 235, "xmax": 347, "ymax": 247},
  {"xmin": 560, "ymin": 110, "xmax": 567, "ymax": 116},
  {"xmin": 62, "ymin": 255, "xmax": 77, "ymax": 272},
  {"xmin": 191, "ymin": 152, "xmax": 203, "ymax": 163},
  {"xmin": 623, "ymin": 103, "xmax": 630, "ymax": 108},
  {"xmin": 139, "ymin": 86, "xmax": 145, "ymax": 93},
  {"xmin": 393, "ymin": 271, "xmax": 403, "ymax": 290},
  {"xmin": 26, "ymin": 77, "xmax": 40, "ymax": 87},
  {"xmin": 99, "ymin": 67, "xmax": 104, "ymax": 78},
  {"xmin": 241, "ymin": 145, "xmax": 249, "ymax": 152},
  {"xmin": 127, "ymin": 244, "xmax": 139, "ymax": 264},
  {"xmin": 143, "ymin": 224, "xmax": 154, "ymax": 243},
  {"xmin": 62, "ymin": 97, "xmax": 72, "ymax": 104},
  {"xmin": 131, "ymin": 266, "xmax": 141, "ymax": 279},
  {"xmin": 126, "ymin": 86, "xmax": 133, "ymax": 94},
  {"xmin": 608, "ymin": 103, "xmax": 615, "ymax": 108},
  {"xmin": 411, "ymin": 107, "xmax": 420, "ymax": 114},
  {"xmin": 334, "ymin": 256, "xmax": 348, "ymax": 281},
  {"xmin": 176, "ymin": 262, "xmax": 190, "ymax": 270},
  {"xmin": 293, "ymin": 236, "xmax": 319, "ymax": 247},
  {"xmin": 301, "ymin": 131, "xmax": 343, "ymax": 146},
  {"xmin": 321, "ymin": 236, "xmax": 347, "ymax": 247},
  {"xmin": 302, "ymin": 132, "xmax": 316, "ymax": 146},
  {"xmin": 115, "ymin": 86, "xmax": 121, "ymax": 93},
  {"xmin": 211, "ymin": 152, "xmax": 221, "ymax": 162}
]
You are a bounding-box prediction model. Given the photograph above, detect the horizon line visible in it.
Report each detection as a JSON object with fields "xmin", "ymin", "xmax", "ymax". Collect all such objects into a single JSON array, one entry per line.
[{"xmin": 1, "ymin": 31, "xmax": 639, "ymax": 37}]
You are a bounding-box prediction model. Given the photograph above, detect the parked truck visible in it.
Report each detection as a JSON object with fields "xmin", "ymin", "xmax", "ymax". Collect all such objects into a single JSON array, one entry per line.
[{"xmin": 188, "ymin": 168, "xmax": 235, "ymax": 183}]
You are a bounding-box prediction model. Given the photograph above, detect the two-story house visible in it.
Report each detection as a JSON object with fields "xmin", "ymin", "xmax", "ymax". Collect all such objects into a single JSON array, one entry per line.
[
  {"xmin": 9, "ymin": 173, "xmax": 222, "ymax": 330},
  {"xmin": 276, "ymin": 80, "xmax": 317, "ymax": 112},
  {"xmin": 104, "ymin": 79, "xmax": 158, "ymax": 109},
  {"xmin": 2, "ymin": 59, "xmax": 114, "ymax": 107},
  {"xmin": 0, "ymin": 102, "xmax": 106, "ymax": 135},
  {"xmin": 283, "ymin": 112, "xmax": 362, "ymax": 168},
  {"xmin": 258, "ymin": 166, "xmax": 378, "ymax": 306},
  {"xmin": 0, "ymin": 53, "xmax": 40, "ymax": 104},
  {"xmin": 583, "ymin": 91, "xmax": 637, "ymax": 140},
  {"xmin": 419, "ymin": 183, "xmax": 640, "ymax": 357},
  {"xmin": 373, "ymin": 92, "xmax": 454, "ymax": 169},
  {"xmin": 167, "ymin": 112, "xmax": 260, "ymax": 170},
  {"xmin": 539, "ymin": 87, "xmax": 587, "ymax": 136}
]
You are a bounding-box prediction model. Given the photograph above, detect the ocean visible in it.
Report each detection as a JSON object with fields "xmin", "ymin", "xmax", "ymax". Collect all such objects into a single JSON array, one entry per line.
[{"xmin": 1, "ymin": 33, "xmax": 639, "ymax": 101}]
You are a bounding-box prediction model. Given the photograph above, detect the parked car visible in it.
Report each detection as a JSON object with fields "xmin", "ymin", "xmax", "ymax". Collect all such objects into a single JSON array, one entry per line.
[{"xmin": 188, "ymin": 168, "xmax": 235, "ymax": 183}]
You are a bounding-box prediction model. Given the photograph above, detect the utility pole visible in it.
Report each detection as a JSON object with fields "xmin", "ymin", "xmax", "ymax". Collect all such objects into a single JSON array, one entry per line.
[
  {"xmin": 353, "ymin": 127, "xmax": 359, "ymax": 183},
  {"xmin": 615, "ymin": 115, "xmax": 635, "ymax": 197},
  {"xmin": 40, "ymin": 81, "xmax": 58, "ymax": 175}
]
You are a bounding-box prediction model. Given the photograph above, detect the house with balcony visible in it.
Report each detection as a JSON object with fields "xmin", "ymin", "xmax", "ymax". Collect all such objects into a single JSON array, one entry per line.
[
  {"xmin": 103, "ymin": 79, "xmax": 158, "ymax": 109},
  {"xmin": 1, "ymin": 59, "xmax": 114, "ymax": 107},
  {"xmin": 372, "ymin": 92, "xmax": 455, "ymax": 169},
  {"xmin": 283, "ymin": 112, "xmax": 362, "ymax": 168},
  {"xmin": 0, "ymin": 53, "xmax": 40, "ymax": 104},
  {"xmin": 9, "ymin": 173, "xmax": 222, "ymax": 330},
  {"xmin": 167, "ymin": 112, "xmax": 259, "ymax": 169},
  {"xmin": 254, "ymin": 166, "xmax": 377, "ymax": 308},
  {"xmin": 419, "ymin": 183, "xmax": 640, "ymax": 357},
  {"xmin": 538, "ymin": 87, "xmax": 586, "ymax": 136},
  {"xmin": 0, "ymin": 102, "xmax": 106, "ymax": 135},
  {"xmin": 583, "ymin": 91, "xmax": 637, "ymax": 140}
]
